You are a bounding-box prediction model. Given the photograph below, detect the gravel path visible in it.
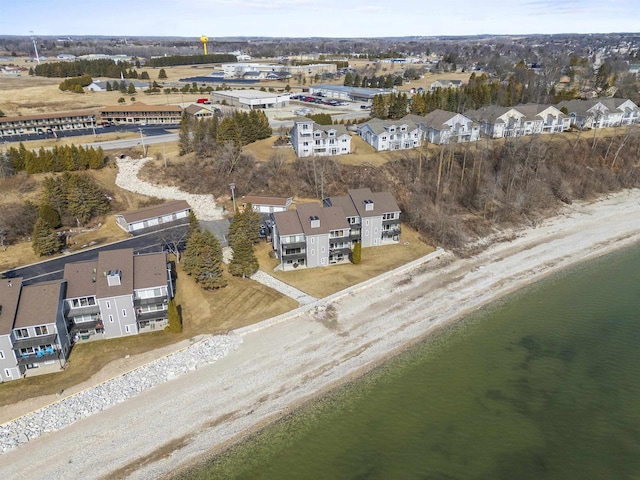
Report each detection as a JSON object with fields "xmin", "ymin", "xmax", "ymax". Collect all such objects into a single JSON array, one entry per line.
[{"xmin": 115, "ymin": 156, "xmax": 224, "ymax": 221}]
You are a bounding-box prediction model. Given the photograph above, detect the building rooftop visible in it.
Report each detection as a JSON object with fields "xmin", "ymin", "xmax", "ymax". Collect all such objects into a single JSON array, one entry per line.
[
  {"xmin": 99, "ymin": 102, "xmax": 182, "ymax": 113},
  {"xmin": 133, "ymin": 253, "xmax": 168, "ymax": 290},
  {"xmin": 0, "ymin": 277, "xmax": 23, "ymax": 335},
  {"xmin": 115, "ymin": 200, "xmax": 191, "ymax": 225},
  {"xmin": 63, "ymin": 260, "xmax": 99, "ymax": 299},
  {"xmin": 14, "ymin": 280, "xmax": 65, "ymax": 329},
  {"xmin": 95, "ymin": 249, "xmax": 135, "ymax": 298},
  {"xmin": 242, "ymin": 195, "xmax": 292, "ymax": 207}
]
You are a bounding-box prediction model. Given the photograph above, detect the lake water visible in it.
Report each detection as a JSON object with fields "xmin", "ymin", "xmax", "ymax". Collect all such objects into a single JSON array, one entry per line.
[{"xmin": 175, "ymin": 243, "xmax": 640, "ymax": 480}]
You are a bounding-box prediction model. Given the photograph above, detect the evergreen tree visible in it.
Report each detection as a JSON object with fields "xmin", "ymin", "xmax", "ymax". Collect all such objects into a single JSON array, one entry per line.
[
  {"xmin": 371, "ymin": 94, "xmax": 388, "ymax": 119},
  {"xmin": 343, "ymin": 72, "xmax": 353, "ymax": 86},
  {"xmin": 187, "ymin": 210, "xmax": 200, "ymax": 237},
  {"xmin": 182, "ymin": 229, "xmax": 227, "ymax": 289},
  {"xmin": 127, "ymin": 82, "xmax": 136, "ymax": 95},
  {"xmin": 140, "ymin": 71, "xmax": 150, "ymax": 80},
  {"xmin": 229, "ymin": 236, "xmax": 259, "ymax": 278},
  {"xmin": 165, "ymin": 299, "xmax": 182, "ymax": 333},
  {"xmin": 105, "ymin": 81, "xmax": 112, "ymax": 92},
  {"xmin": 158, "ymin": 69, "xmax": 168, "ymax": 79},
  {"xmin": 38, "ymin": 204, "xmax": 62, "ymax": 229},
  {"xmin": 32, "ymin": 217, "xmax": 60, "ymax": 256},
  {"xmin": 351, "ymin": 241, "xmax": 362, "ymax": 264},
  {"xmin": 228, "ymin": 203, "xmax": 262, "ymax": 247}
]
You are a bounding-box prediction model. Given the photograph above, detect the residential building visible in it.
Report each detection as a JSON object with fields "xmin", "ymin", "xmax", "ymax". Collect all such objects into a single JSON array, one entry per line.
[
  {"xmin": 356, "ymin": 116, "xmax": 422, "ymax": 151},
  {"xmin": 271, "ymin": 203, "xmax": 351, "ymax": 270},
  {"xmin": 515, "ymin": 104, "xmax": 571, "ymax": 133},
  {"xmin": 421, "ymin": 109, "xmax": 480, "ymax": 144},
  {"xmin": 556, "ymin": 98, "xmax": 640, "ymax": 129},
  {"xmin": 269, "ymin": 189, "xmax": 402, "ymax": 270},
  {"xmin": 465, "ymin": 106, "xmax": 527, "ymax": 138},
  {"xmin": 63, "ymin": 248, "xmax": 174, "ymax": 342},
  {"xmin": 115, "ymin": 200, "xmax": 191, "ymax": 234},
  {"xmin": 0, "ymin": 110, "xmax": 97, "ymax": 137},
  {"xmin": 324, "ymin": 188, "xmax": 402, "ymax": 248},
  {"xmin": 11, "ymin": 280, "xmax": 70, "ymax": 376},
  {"xmin": 241, "ymin": 195, "xmax": 293, "ymax": 214},
  {"xmin": 99, "ymin": 102, "xmax": 182, "ymax": 125},
  {"xmin": 0, "ymin": 278, "xmax": 24, "ymax": 382},
  {"xmin": 429, "ymin": 79, "xmax": 463, "ymax": 91},
  {"xmin": 290, "ymin": 118, "xmax": 351, "ymax": 157},
  {"xmin": 0, "ymin": 278, "xmax": 71, "ymax": 381}
]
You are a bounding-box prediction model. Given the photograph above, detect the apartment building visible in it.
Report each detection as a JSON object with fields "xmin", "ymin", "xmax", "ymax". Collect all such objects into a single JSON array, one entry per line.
[
  {"xmin": 0, "ymin": 278, "xmax": 71, "ymax": 381},
  {"xmin": 0, "ymin": 111, "xmax": 97, "ymax": 137},
  {"xmin": 270, "ymin": 189, "xmax": 402, "ymax": 270},
  {"xmin": 356, "ymin": 116, "xmax": 422, "ymax": 151},
  {"xmin": 556, "ymin": 98, "xmax": 640, "ymax": 129},
  {"xmin": 290, "ymin": 118, "xmax": 351, "ymax": 157},
  {"xmin": 422, "ymin": 109, "xmax": 480, "ymax": 144},
  {"xmin": 63, "ymin": 249, "xmax": 174, "ymax": 342},
  {"xmin": 99, "ymin": 102, "xmax": 182, "ymax": 125}
]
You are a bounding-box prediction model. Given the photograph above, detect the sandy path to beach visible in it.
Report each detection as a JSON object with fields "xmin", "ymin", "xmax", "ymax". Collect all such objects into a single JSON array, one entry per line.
[{"xmin": 1, "ymin": 189, "xmax": 639, "ymax": 479}]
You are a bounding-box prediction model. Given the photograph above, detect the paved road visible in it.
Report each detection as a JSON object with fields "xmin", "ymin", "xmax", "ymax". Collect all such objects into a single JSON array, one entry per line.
[
  {"xmin": 2, "ymin": 218, "xmax": 231, "ymax": 284},
  {"xmin": 84, "ymin": 132, "xmax": 178, "ymax": 151},
  {"xmin": 2, "ymin": 225, "xmax": 188, "ymax": 284},
  {"xmin": 1, "ymin": 124, "xmax": 177, "ymax": 145}
]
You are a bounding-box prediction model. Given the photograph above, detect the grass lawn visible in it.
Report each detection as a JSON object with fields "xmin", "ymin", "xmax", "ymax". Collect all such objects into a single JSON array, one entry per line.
[
  {"xmin": 0, "ymin": 261, "xmax": 297, "ymax": 408},
  {"xmin": 255, "ymin": 224, "xmax": 434, "ymax": 298}
]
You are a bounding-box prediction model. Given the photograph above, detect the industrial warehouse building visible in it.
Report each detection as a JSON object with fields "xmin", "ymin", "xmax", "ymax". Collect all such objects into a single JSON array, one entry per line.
[{"xmin": 210, "ymin": 90, "xmax": 290, "ymax": 109}]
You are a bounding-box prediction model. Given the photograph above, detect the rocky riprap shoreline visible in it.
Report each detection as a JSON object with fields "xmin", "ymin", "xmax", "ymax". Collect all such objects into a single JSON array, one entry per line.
[{"xmin": 0, "ymin": 334, "xmax": 242, "ymax": 453}]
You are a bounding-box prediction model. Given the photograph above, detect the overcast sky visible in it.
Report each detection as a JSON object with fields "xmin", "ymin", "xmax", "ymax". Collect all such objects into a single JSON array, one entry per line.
[{"xmin": 2, "ymin": 0, "xmax": 639, "ymax": 38}]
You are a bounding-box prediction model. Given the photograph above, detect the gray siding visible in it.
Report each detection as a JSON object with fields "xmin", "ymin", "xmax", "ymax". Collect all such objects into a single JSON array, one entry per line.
[
  {"xmin": 0, "ymin": 335, "xmax": 19, "ymax": 382},
  {"xmin": 99, "ymin": 295, "xmax": 137, "ymax": 337}
]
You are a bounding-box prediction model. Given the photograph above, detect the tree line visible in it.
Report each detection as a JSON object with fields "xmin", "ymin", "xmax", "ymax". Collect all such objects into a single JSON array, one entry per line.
[
  {"xmin": 365, "ymin": 70, "xmax": 584, "ymax": 121},
  {"xmin": 6, "ymin": 143, "xmax": 107, "ymax": 174},
  {"xmin": 34, "ymin": 59, "xmax": 141, "ymax": 79},
  {"xmin": 179, "ymin": 110, "xmax": 272, "ymax": 159},
  {"xmin": 343, "ymin": 72, "xmax": 403, "ymax": 88},
  {"xmin": 59, "ymin": 74, "xmax": 93, "ymax": 93},
  {"xmin": 147, "ymin": 54, "xmax": 237, "ymax": 68}
]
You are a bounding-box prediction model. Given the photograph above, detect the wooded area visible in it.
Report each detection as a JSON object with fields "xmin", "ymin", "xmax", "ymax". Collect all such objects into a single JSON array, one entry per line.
[{"xmin": 153, "ymin": 128, "xmax": 640, "ymax": 251}]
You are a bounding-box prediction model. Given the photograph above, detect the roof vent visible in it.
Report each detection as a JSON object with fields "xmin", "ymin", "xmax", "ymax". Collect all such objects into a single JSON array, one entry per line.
[
  {"xmin": 364, "ymin": 200, "xmax": 374, "ymax": 211},
  {"xmin": 310, "ymin": 215, "xmax": 320, "ymax": 229}
]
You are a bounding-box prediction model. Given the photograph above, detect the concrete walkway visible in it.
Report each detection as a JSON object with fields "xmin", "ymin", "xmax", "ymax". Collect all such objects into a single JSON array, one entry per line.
[{"xmin": 250, "ymin": 270, "xmax": 318, "ymax": 305}]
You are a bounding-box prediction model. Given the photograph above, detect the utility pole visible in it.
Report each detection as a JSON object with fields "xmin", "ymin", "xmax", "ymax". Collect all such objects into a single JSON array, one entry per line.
[
  {"xmin": 139, "ymin": 128, "xmax": 147, "ymax": 157},
  {"xmin": 229, "ymin": 183, "xmax": 236, "ymax": 213}
]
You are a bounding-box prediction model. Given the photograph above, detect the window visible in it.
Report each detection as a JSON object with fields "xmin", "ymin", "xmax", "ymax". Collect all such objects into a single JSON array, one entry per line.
[
  {"xmin": 122, "ymin": 309, "xmax": 127, "ymax": 317},
  {"xmin": 0, "ymin": 350, "xmax": 4, "ymax": 360},
  {"xmin": 105, "ymin": 301, "xmax": 111, "ymax": 309},
  {"xmin": 125, "ymin": 325, "xmax": 131, "ymax": 334},
  {"xmin": 4, "ymin": 369, "xmax": 11, "ymax": 379},
  {"xmin": 108, "ymin": 315, "xmax": 114, "ymax": 323},
  {"xmin": 34, "ymin": 326, "xmax": 49, "ymax": 336},
  {"xmin": 14, "ymin": 328, "xmax": 29, "ymax": 339}
]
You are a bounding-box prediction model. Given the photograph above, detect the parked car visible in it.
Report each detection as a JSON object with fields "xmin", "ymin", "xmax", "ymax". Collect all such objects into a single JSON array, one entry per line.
[{"xmin": 37, "ymin": 129, "xmax": 44, "ymax": 135}]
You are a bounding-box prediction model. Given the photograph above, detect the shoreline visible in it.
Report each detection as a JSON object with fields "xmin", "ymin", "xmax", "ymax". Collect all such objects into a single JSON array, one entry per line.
[{"xmin": 1, "ymin": 189, "xmax": 640, "ymax": 479}]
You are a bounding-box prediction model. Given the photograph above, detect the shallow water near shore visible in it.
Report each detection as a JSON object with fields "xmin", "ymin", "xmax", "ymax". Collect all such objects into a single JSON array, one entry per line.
[{"xmin": 175, "ymin": 242, "xmax": 640, "ymax": 480}]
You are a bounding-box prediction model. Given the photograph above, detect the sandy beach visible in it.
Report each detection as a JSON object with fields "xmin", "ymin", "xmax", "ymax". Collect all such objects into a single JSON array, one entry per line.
[{"xmin": 1, "ymin": 188, "xmax": 640, "ymax": 479}]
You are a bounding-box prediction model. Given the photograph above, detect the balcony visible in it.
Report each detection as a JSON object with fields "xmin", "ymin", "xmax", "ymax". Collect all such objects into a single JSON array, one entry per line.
[
  {"xmin": 382, "ymin": 227, "xmax": 401, "ymax": 239},
  {"xmin": 329, "ymin": 246, "xmax": 351, "ymax": 256},
  {"xmin": 134, "ymin": 296, "xmax": 168, "ymax": 308},
  {"xmin": 282, "ymin": 251, "xmax": 307, "ymax": 262},
  {"xmin": 12, "ymin": 334, "xmax": 59, "ymax": 350},
  {"xmin": 136, "ymin": 309, "xmax": 168, "ymax": 322},
  {"xmin": 16, "ymin": 348, "xmax": 61, "ymax": 367},
  {"xmin": 65, "ymin": 304, "xmax": 100, "ymax": 316},
  {"xmin": 349, "ymin": 230, "xmax": 362, "ymax": 241},
  {"xmin": 280, "ymin": 240, "xmax": 306, "ymax": 249},
  {"xmin": 69, "ymin": 319, "xmax": 103, "ymax": 335},
  {"xmin": 382, "ymin": 219, "xmax": 400, "ymax": 227}
]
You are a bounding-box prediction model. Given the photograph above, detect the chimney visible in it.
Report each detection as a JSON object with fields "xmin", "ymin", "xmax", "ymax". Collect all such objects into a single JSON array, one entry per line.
[{"xmin": 310, "ymin": 215, "xmax": 320, "ymax": 229}]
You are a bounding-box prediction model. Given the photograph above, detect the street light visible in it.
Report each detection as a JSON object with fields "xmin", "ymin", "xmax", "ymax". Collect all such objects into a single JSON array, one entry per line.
[
  {"xmin": 139, "ymin": 128, "xmax": 147, "ymax": 157},
  {"xmin": 229, "ymin": 183, "xmax": 236, "ymax": 213}
]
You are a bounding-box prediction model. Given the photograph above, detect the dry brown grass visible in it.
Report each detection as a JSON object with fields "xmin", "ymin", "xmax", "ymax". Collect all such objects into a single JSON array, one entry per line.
[{"xmin": 255, "ymin": 224, "xmax": 434, "ymax": 298}]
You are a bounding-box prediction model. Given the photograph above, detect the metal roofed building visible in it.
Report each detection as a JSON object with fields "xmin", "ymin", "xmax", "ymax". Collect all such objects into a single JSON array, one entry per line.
[
  {"xmin": 309, "ymin": 84, "xmax": 396, "ymax": 102},
  {"xmin": 210, "ymin": 89, "xmax": 290, "ymax": 109},
  {"xmin": 115, "ymin": 200, "xmax": 191, "ymax": 234}
]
